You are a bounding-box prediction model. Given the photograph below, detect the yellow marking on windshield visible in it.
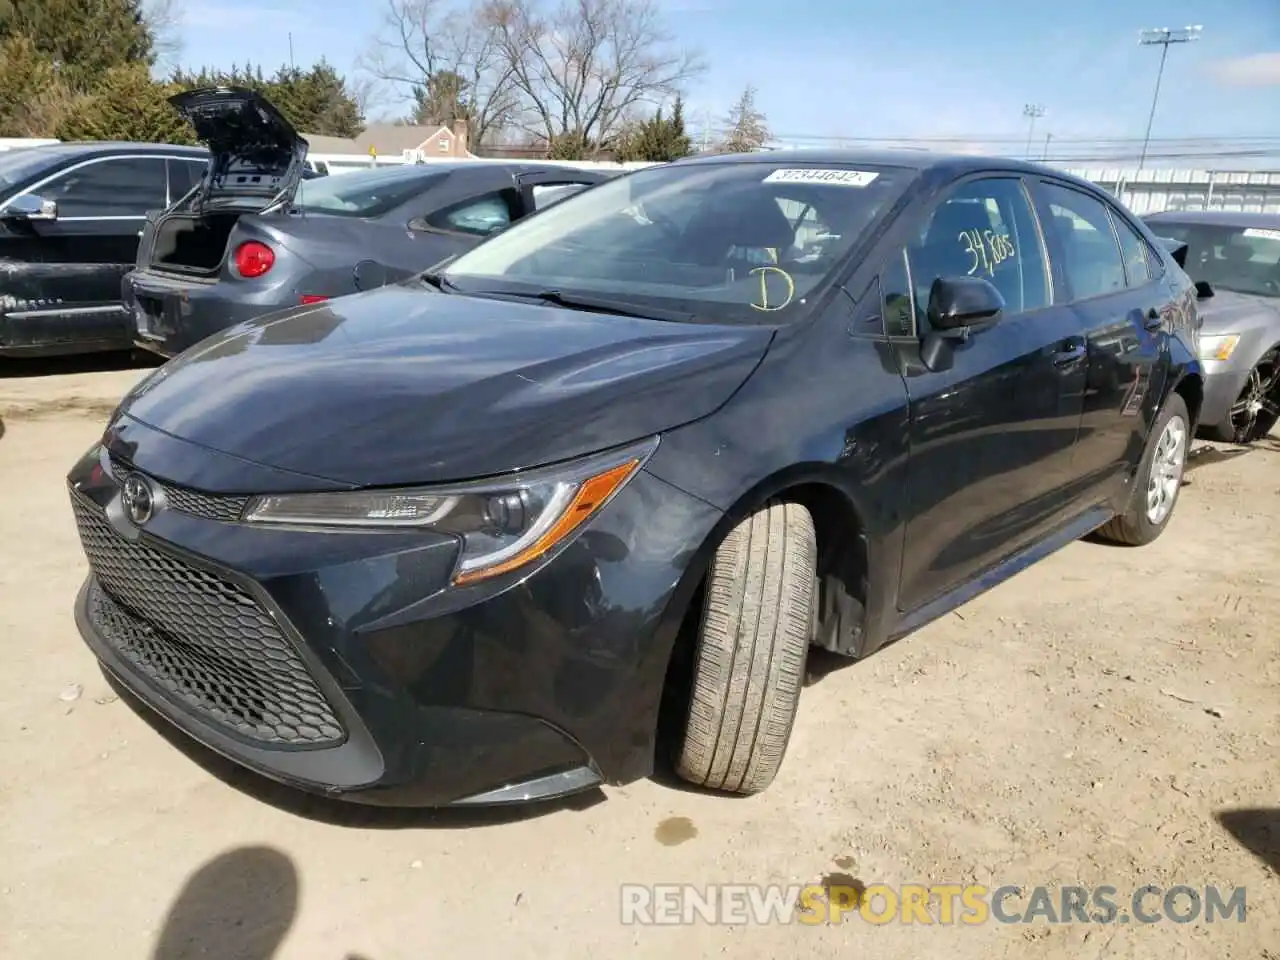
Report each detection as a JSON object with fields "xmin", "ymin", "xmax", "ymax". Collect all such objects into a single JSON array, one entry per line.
[{"xmin": 749, "ymin": 265, "xmax": 796, "ymax": 312}]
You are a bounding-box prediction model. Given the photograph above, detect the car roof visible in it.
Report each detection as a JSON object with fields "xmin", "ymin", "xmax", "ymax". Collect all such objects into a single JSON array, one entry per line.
[
  {"xmin": 1144, "ymin": 209, "xmax": 1280, "ymax": 229},
  {"xmin": 13, "ymin": 142, "xmax": 207, "ymax": 159},
  {"xmin": 669, "ymin": 147, "xmax": 1063, "ymax": 177}
]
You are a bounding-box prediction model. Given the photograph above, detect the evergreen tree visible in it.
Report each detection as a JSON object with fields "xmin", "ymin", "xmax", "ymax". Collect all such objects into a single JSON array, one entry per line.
[
  {"xmin": 172, "ymin": 61, "xmax": 363, "ymax": 138},
  {"xmin": 720, "ymin": 85, "xmax": 769, "ymax": 153},
  {"xmin": 0, "ymin": 34, "xmax": 72, "ymax": 136},
  {"xmin": 56, "ymin": 64, "xmax": 195, "ymax": 143},
  {"xmin": 0, "ymin": 0, "xmax": 152, "ymax": 90},
  {"xmin": 615, "ymin": 96, "xmax": 694, "ymax": 162}
]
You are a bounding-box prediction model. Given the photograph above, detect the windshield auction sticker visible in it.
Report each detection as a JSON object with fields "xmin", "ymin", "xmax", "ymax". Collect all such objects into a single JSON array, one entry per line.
[{"xmin": 763, "ymin": 169, "xmax": 879, "ymax": 187}]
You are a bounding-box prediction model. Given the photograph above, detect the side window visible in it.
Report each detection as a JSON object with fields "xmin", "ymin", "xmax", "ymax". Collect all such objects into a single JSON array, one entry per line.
[
  {"xmin": 1036, "ymin": 182, "xmax": 1127, "ymax": 300},
  {"xmin": 42, "ymin": 157, "xmax": 167, "ymax": 217},
  {"xmin": 1110, "ymin": 209, "xmax": 1153, "ymax": 287},
  {"xmin": 881, "ymin": 248, "xmax": 915, "ymax": 338},
  {"xmin": 427, "ymin": 191, "xmax": 515, "ymax": 236},
  {"xmin": 167, "ymin": 158, "xmax": 207, "ymax": 203},
  {"xmin": 532, "ymin": 183, "xmax": 590, "ymax": 211},
  {"xmin": 906, "ymin": 177, "xmax": 1050, "ymax": 319}
]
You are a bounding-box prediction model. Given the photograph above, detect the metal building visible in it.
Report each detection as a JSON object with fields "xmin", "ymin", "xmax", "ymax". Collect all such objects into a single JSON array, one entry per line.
[{"xmin": 1059, "ymin": 167, "xmax": 1280, "ymax": 215}]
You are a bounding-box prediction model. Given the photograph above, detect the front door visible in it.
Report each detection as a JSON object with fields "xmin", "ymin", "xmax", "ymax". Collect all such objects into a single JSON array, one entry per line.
[
  {"xmin": 894, "ymin": 175, "xmax": 1089, "ymax": 611},
  {"xmin": 0, "ymin": 155, "xmax": 167, "ymax": 353}
]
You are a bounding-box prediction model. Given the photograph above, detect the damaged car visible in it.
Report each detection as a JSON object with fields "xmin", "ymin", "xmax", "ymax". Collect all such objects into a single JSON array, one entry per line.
[
  {"xmin": 125, "ymin": 87, "xmax": 609, "ymax": 358},
  {"xmin": 1145, "ymin": 210, "xmax": 1280, "ymax": 443},
  {"xmin": 0, "ymin": 142, "xmax": 207, "ymax": 357}
]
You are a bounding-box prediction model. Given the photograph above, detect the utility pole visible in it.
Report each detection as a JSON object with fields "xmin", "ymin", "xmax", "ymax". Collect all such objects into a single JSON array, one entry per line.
[
  {"xmin": 1023, "ymin": 104, "xmax": 1045, "ymax": 160},
  {"xmin": 1137, "ymin": 25, "xmax": 1202, "ymax": 172},
  {"xmin": 1043, "ymin": 132, "xmax": 1052, "ymax": 161},
  {"xmin": 288, "ymin": 32, "xmax": 296, "ymax": 70}
]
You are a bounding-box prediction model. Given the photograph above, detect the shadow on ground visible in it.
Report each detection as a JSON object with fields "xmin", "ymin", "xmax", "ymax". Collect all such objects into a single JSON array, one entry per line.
[
  {"xmin": 1186, "ymin": 444, "xmax": 1253, "ymax": 473},
  {"xmin": 0, "ymin": 349, "xmax": 160, "ymax": 380},
  {"xmin": 105, "ymin": 669, "xmax": 606, "ymax": 829},
  {"xmin": 1215, "ymin": 807, "xmax": 1280, "ymax": 876},
  {"xmin": 152, "ymin": 845, "xmax": 298, "ymax": 960}
]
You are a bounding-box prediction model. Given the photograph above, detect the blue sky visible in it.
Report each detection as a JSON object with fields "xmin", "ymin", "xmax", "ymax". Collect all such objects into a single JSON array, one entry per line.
[{"xmin": 174, "ymin": 0, "xmax": 1280, "ymax": 166}]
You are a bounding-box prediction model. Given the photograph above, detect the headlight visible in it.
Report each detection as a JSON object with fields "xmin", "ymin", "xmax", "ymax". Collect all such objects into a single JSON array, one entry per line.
[
  {"xmin": 1198, "ymin": 334, "xmax": 1240, "ymax": 361},
  {"xmin": 243, "ymin": 436, "xmax": 659, "ymax": 585}
]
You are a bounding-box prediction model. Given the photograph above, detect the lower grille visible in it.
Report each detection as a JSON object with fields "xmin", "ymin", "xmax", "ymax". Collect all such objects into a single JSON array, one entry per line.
[{"xmin": 73, "ymin": 496, "xmax": 345, "ymax": 748}]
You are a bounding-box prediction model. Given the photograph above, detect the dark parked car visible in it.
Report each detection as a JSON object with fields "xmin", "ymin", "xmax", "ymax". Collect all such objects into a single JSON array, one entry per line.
[
  {"xmin": 0, "ymin": 142, "xmax": 207, "ymax": 357},
  {"xmin": 124, "ymin": 87, "xmax": 610, "ymax": 358},
  {"xmin": 1145, "ymin": 210, "xmax": 1280, "ymax": 443},
  {"xmin": 69, "ymin": 149, "xmax": 1202, "ymax": 807}
]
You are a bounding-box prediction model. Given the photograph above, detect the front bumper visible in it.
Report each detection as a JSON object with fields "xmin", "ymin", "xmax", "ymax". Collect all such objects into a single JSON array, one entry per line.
[
  {"xmin": 1197, "ymin": 359, "xmax": 1251, "ymax": 432},
  {"xmin": 67, "ymin": 431, "xmax": 720, "ymax": 807},
  {"xmin": 124, "ymin": 269, "xmax": 293, "ymax": 359}
]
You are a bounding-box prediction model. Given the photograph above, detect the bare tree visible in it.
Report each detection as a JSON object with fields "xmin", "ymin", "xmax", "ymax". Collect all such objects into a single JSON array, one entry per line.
[
  {"xmin": 720, "ymin": 84, "xmax": 769, "ymax": 153},
  {"xmin": 143, "ymin": 0, "xmax": 185, "ymax": 72},
  {"xmin": 357, "ymin": 0, "xmax": 518, "ymax": 142},
  {"xmin": 482, "ymin": 0, "xmax": 705, "ymax": 156}
]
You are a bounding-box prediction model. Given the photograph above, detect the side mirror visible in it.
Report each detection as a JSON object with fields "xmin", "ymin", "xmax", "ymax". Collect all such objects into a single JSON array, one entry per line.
[
  {"xmin": 919, "ymin": 276, "xmax": 1005, "ymax": 373},
  {"xmin": 927, "ymin": 275, "xmax": 1005, "ymax": 330},
  {"xmin": 1194, "ymin": 280, "xmax": 1214, "ymax": 299},
  {"xmin": 1156, "ymin": 236, "xmax": 1189, "ymax": 270},
  {"xmin": 1, "ymin": 194, "xmax": 57, "ymax": 221}
]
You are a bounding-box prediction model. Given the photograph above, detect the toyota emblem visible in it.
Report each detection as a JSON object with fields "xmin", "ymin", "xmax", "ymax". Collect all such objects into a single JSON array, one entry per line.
[{"xmin": 121, "ymin": 473, "xmax": 155, "ymax": 526}]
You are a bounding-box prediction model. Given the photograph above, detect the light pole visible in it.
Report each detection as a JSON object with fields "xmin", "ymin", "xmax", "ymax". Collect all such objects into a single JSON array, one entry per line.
[
  {"xmin": 1137, "ymin": 25, "xmax": 1202, "ymax": 172},
  {"xmin": 1023, "ymin": 104, "xmax": 1045, "ymax": 160}
]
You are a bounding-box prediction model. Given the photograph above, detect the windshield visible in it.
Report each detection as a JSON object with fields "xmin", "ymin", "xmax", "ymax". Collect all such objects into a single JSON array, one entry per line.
[
  {"xmin": 442, "ymin": 160, "xmax": 913, "ymax": 323},
  {"xmin": 1150, "ymin": 220, "xmax": 1280, "ymax": 298},
  {"xmin": 0, "ymin": 149, "xmax": 64, "ymax": 194},
  {"xmin": 292, "ymin": 166, "xmax": 447, "ymax": 218}
]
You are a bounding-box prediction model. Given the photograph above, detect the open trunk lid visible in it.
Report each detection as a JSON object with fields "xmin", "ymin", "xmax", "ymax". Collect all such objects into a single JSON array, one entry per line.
[{"xmin": 168, "ymin": 86, "xmax": 308, "ymax": 214}]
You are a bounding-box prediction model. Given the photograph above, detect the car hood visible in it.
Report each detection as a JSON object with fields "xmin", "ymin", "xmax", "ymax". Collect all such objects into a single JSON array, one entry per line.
[
  {"xmin": 115, "ymin": 287, "xmax": 774, "ymax": 487},
  {"xmin": 1197, "ymin": 288, "xmax": 1280, "ymax": 336},
  {"xmin": 169, "ymin": 86, "xmax": 307, "ymax": 212}
]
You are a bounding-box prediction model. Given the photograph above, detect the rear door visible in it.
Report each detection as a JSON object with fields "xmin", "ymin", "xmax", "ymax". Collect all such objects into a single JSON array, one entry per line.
[
  {"xmin": 0, "ymin": 154, "xmax": 168, "ymax": 352},
  {"xmin": 895, "ymin": 174, "xmax": 1089, "ymax": 611},
  {"xmin": 1029, "ymin": 179, "xmax": 1168, "ymax": 489}
]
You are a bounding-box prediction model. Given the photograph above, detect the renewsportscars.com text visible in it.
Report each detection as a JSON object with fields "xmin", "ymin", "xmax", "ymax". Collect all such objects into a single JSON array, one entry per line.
[{"xmin": 620, "ymin": 883, "xmax": 1248, "ymax": 926}]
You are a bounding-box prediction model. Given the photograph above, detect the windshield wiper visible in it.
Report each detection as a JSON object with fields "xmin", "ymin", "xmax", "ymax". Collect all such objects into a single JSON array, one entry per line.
[
  {"xmin": 418, "ymin": 270, "xmax": 456, "ymax": 292},
  {"xmin": 500, "ymin": 288, "xmax": 694, "ymax": 322}
]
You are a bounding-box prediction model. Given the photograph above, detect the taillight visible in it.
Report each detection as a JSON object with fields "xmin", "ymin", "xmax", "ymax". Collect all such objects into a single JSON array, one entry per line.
[
  {"xmin": 299, "ymin": 294, "xmax": 328, "ymax": 304},
  {"xmin": 233, "ymin": 241, "xmax": 275, "ymax": 278}
]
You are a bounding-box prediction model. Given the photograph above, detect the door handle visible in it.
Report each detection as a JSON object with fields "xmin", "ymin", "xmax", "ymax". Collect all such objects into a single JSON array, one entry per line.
[
  {"xmin": 1052, "ymin": 342, "xmax": 1087, "ymax": 367},
  {"xmin": 1143, "ymin": 307, "xmax": 1162, "ymax": 331}
]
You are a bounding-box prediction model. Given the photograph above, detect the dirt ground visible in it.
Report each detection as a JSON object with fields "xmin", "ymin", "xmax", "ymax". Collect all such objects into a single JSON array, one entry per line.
[{"xmin": 1, "ymin": 357, "xmax": 1277, "ymax": 960}]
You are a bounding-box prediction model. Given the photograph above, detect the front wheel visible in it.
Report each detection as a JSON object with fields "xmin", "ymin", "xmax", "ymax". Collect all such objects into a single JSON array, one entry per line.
[
  {"xmin": 1095, "ymin": 393, "xmax": 1190, "ymax": 546},
  {"xmin": 1205, "ymin": 346, "xmax": 1280, "ymax": 444},
  {"xmin": 673, "ymin": 500, "xmax": 816, "ymax": 796}
]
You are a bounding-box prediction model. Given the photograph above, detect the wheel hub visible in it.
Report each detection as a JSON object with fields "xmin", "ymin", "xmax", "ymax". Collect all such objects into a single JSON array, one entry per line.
[{"xmin": 1146, "ymin": 415, "xmax": 1187, "ymax": 525}]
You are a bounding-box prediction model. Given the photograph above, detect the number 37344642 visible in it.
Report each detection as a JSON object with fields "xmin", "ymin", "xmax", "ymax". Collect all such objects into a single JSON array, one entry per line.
[{"xmin": 959, "ymin": 229, "xmax": 1016, "ymax": 277}]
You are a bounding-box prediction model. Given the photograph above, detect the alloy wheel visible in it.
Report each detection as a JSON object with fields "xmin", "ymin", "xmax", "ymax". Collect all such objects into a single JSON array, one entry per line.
[{"xmin": 1146, "ymin": 415, "xmax": 1187, "ymax": 525}]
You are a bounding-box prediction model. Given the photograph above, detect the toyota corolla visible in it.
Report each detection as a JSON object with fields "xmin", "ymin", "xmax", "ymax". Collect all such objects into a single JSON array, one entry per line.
[{"xmin": 68, "ymin": 150, "xmax": 1202, "ymax": 807}]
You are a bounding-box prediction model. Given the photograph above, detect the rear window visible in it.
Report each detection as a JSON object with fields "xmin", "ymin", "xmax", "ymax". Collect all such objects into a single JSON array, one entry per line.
[
  {"xmin": 1150, "ymin": 220, "xmax": 1280, "ymax": 298},
  {"xmin": 292, "ymin": 166, "xmax": 447, "ymax": 218}
]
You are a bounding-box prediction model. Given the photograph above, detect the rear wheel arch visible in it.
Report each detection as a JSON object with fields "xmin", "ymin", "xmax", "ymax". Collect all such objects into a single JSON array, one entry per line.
[{"xmin": 1172, "ymin": 371, "xmax": 1204, "ymax": 432}]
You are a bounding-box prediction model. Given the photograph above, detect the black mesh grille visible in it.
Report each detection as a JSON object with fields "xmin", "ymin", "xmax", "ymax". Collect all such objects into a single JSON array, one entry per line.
[
  {"xmin": 73, "ymin": 495, "xmax": 345, "ymax": 748},
  {"xmin": 108, "ymin": 455, "xmax": 249, "ymax": 523}
]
